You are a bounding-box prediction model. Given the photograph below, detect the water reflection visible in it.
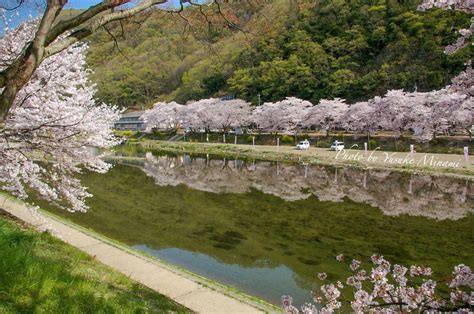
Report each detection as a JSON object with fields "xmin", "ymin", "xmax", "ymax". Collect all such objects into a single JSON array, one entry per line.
[
  {"xmin": 140, "ymin": 152, "xmax": 472, "ymax": 220},
  {"xmin": 134, "ymin": 245, "xmax": 310, "ymax": 305},
  {"xmin": 41, "ymin": 152, "xmax": 474, "ymax": 307}
]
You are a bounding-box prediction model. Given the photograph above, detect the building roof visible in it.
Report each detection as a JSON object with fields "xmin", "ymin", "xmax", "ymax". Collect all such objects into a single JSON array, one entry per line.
[{"xmin": 121, "ymin": 111, "xmax": 145, "ymax": 118}]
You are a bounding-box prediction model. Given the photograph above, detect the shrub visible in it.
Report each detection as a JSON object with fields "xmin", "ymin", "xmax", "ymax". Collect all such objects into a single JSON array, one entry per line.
[
  {"xmin": 368, "ymin": 139, "xmax": 377, "ymax": 149},
  {"xmin": 281, "ymin": 135, "xmax": 294, "ymax": 144}
]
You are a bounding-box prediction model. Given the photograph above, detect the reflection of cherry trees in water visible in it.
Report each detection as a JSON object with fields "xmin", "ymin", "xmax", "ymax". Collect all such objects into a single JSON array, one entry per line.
[{"xmin": 142, "ymin": 153, "xmax": 472, "ymax": 220}]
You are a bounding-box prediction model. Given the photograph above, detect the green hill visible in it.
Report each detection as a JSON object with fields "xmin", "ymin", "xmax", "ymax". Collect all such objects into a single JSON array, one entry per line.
[{"xmin": 86, "ymin": 0, "xmax": 473, "ymax": 108}]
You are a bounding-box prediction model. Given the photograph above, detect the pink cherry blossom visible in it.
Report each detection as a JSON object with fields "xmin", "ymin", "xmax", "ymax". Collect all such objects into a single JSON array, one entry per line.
[
  {"xmin": 318, "ymin": 272, "xmax": 328, "ymax": 280},
  {"xmin": 304, "ymin": 98, "xmax": 348, "ymax": 136},
  {"xmin": 410, "ymin": 265, "xmax": 433, "ymax": 277},
  {"xmin": 351, "ymin": 290, "xmax": 375, "ymax": 313},
  {"xmin": 449, "ymin": 264, "xmax": 474, "ymax": 289},
  {"xmin": 336, "ymin": 254, "xmax": 344, "ymax": 262},
  {"xmin": 283, "ymin": 257, "xmax": 472, "ymax": 313},
  {"xmin": 350, "ymin": 259, "xmax": 362, "ymax": 271},
  {"xmin": 251, "ymin": 97, "xmax": 312, "ymax": 134},
  {"xmin": 143, "ymin": 101, "xmax": 185, "ymax": 132},
  {"xmin": 184, "ymin": 98, "xmax": 252, "ymax": 134}
]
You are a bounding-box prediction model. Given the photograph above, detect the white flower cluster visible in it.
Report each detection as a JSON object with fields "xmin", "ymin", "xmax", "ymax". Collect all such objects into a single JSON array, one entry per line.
[{"xmin": 282, "ymin": 254, "xmax": 473, "ymax": 313}]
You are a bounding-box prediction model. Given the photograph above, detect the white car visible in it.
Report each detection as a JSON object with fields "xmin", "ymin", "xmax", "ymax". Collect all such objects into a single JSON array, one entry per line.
[
  {"xmin": 296, "ymin": 140, "xmax": 310, "ymax": 150},
  {"xmin": 330, "ymin": 141, "xmax": 344, "ymax": 151}
]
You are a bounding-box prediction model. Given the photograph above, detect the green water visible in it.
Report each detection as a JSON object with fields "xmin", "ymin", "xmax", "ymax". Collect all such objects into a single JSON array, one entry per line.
[{"xmin": 41, "ymin": 152, "xmax": 474, "ymax": 307}]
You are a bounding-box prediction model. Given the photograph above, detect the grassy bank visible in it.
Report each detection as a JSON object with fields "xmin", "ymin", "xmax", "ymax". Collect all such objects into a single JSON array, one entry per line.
[
  {"xmin": 143, "ymin": 131, "xmax": 472, "ymax": 155},
  {"xmin": 133, "ymin": 140, "xmax": 473, "ymax": 179},
  {"xmin": 0, "ymin": 212, "xmax": 190, "ymax": 313}
]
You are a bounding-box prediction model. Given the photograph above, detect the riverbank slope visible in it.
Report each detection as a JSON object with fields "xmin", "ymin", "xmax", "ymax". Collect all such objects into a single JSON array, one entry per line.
[{"xmin": 0, "ymin": 194, "xmax": 274, "ymax": 313}]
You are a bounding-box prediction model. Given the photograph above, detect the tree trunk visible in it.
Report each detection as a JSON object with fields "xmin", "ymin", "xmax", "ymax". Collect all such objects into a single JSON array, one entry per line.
[
  {"xmin": 0, "ymin": 45, "xmax": 40, "ymax": 122},
  {"xmin": 0, "ymin": 0, "xmax": 66, "ymax": 122}
]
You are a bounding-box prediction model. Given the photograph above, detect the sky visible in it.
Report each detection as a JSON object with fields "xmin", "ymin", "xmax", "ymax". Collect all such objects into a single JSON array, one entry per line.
[{"xmin": 1, "ymin": 0, "xmax": 197, "ymax": 35}]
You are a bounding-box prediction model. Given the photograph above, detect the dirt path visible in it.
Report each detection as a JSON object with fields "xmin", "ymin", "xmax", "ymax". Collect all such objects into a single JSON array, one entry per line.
[
  {"xmin": 140, "ymin": 141, "xmax": 473, "ymax": 179},
  {"xmin": 0, "ymin": 194, "xmax": 276, "ymax": 314}
]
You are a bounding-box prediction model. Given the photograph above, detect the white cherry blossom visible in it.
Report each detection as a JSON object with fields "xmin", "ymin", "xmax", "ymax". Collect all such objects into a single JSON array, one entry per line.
[{"xmin": 0, "ymin": 21, "xmax": 121, "ymax": 212}]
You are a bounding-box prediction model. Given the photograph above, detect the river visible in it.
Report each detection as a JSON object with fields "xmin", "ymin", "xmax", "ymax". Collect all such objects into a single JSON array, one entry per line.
[{"xmin": 39, "ymin": 151, "xmax": 474, "ymax": 307}]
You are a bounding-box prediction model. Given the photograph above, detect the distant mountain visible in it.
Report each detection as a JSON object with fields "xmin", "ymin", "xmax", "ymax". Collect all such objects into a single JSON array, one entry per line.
[{"xmin": 85, "ymin": 0, "xmax": 473, "ymax": 109}]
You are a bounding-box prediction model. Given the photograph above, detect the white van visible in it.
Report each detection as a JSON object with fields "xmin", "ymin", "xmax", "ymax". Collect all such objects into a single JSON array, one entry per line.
[
  {"xmin": 296, "ymin": 140, "xmax": 310, "ymax": 150},
  {"xmin": 330, "ymin": 141, "xmax": 344, "ymax": 151}
]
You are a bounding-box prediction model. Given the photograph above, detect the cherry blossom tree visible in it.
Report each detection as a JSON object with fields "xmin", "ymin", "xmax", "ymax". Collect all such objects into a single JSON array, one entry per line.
[
  {"xmin": 449, "ymin": 62, "xmax": 473, "ymax": 97},
  {"xmin": 142, "ymin": 101, "xmax": 185, "ymax": 132},
  {"xmin": 405, "ymin": 90, "xmax": 472, "ymax": 141},
  {"xmin": 451, "ymin": 95, "xmax": 473, "ymax": 139},
  {"xmin": 304, "ymin": 98, "xmax": 348, "ymax": 136},
  {"xmin": 276, "ymin": 97, "xmax": 313, "ymax": 138},
  {"xmin": 342, "ymin": 101, "xmax": 375, "ymax": 140},
  {"xmin": 446, "ymin": 62, "xmax": 474, "ymax": 139},
  {"xmin": 184, "ymin": 98, "xmax": 220, "ymax": 133},
  {"xmin": 251, "ymin": 101, "xmax": 284, "ymax": 134},
  {"xmin": 182, "ymin": 98, "xmax": 252, "ymax": 142},
  {"xmin": 209, "ymin": 98, "xmax": 252, "ymax": 134},
  {"xmin": 282, "ymin": 254, "xmax": 473, "ymax": 313},
  {"xmin": 251, "ymin": 97, "xmax": 313, "ymax": 137},
  {"xmin": 0, "ymin": 21, "xmax": 121, "ymax": 212},
  {"xmin": 369, "ymin": 90, "xmax": 423, "ymax": 138}
]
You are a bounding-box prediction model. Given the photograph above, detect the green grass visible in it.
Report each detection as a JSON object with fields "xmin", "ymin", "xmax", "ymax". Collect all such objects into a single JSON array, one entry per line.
[{"xmin": 0, "ymin": 213, "xmax": 191, "ymax": 313}]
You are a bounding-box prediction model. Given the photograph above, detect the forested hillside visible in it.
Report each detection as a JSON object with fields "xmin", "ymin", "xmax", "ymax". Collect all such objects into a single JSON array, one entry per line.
[{"xmin": 86, "ymin": 0, "xmax": 473, "ymax": 108}]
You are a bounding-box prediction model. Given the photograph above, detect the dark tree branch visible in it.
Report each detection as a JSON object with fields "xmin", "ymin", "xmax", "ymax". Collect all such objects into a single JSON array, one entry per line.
[
  {"xmin": 102, "ymin": 24, "xmax": 128, "ymax": 60},
  {"xmin": 0, "ymin": 0, "xmax": 26, "ymax": 11}
]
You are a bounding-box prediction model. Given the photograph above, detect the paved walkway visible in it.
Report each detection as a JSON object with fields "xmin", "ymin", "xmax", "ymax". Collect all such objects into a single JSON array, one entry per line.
[{"xmin": 0, "ymin": 194, "xmax": 272, "ymax": 314}]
